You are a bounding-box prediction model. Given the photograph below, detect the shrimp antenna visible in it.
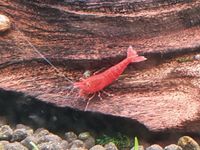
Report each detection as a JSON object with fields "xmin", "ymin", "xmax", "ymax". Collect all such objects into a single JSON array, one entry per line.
[
  {"xmin": 66, "ymin": 86, "xmax": 76, "ymax": 97},
  {"xmin": 14, "ymin": 25, "xmax": 73, "ymax": 84}
]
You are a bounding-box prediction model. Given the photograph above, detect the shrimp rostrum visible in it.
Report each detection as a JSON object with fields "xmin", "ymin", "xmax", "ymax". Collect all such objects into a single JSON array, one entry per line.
[{"xmin": 73, "ymin": 46, "xmax": 147, "ymax": 105}]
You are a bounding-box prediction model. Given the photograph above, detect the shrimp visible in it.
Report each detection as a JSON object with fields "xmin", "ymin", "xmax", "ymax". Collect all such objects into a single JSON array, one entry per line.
[
  {"xmin": 14, "ymin": 28, "xmax": 146, "ymax": 110},
  {"xmin": 74, "ymin": 46, "xmax": 147, "ymax": 99}
]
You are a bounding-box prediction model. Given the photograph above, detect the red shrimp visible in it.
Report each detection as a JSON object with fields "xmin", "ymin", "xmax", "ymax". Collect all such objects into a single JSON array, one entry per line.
[{"xmin": 74, "ymin": 46, "xmax": 147, "ymax": 97}]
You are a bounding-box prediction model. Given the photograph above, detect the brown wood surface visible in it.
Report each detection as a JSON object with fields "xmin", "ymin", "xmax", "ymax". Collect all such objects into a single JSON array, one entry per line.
[{"xmin": 0, "ymin": 0, "xmax": 200, "ymax": 132}]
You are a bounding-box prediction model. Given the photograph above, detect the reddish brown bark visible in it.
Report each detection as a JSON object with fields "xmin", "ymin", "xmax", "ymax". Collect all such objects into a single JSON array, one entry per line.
[{"xmin": 0, "ymin": 0, "xmax": 200, "ymax": 132}]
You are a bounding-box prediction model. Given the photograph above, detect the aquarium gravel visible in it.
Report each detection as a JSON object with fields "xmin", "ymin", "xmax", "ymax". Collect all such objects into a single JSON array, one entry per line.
[{"xmin": 0, "ymin": 123, "xmax": 199, "ymax": 150}]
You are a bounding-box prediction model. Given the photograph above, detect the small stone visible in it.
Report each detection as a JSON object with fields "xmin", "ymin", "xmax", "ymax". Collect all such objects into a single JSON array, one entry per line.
[
  {"xmin": 84, "ymin": 136, "xmax": 95, "ymax": 149},
  {"xmin": 60, "ymin": 140, "xmax": 69, "ymax": 149},
  {"xmin": 0, "ymin": 125, "xmax": 13, "ymax": 141},
  {"xmin": 0, "ymin": 144, "xmax": 4, "ymax": 150},
  {"xmin": 0, "ymin": 143, "xmax": 4, "ymax": 150},
  {"xmin": 78, "ymin": 132, "xmax": 95, "ymax": 149},
  {"xmin": 37, "ymin": 134, "xmax": 62, "ymax": 144},
  {"xmin": 4, "ymin": 142, "xmax": 28, "ymax": 150},
  {"xmin": 104, "ymin": 142, "xmax": 118, "ymax": 150},
  {"xmin": 83, "ymin": 70, "xmax": 91, "ymax": 78},
  {"xmin": 178, "ymin": 136, "xmax": 200, "ymax": 150},
  {"xmin": 65, "ymin": 132, "xmax": 77, "ymax": 143},
  {"xmin": 16, "ymin": 124, "xmax": 33, "ymax": 136},
  {"xmin": 70, "ymin": 148, "xmax": 87, "ymax": 150},
  {"xmin": 34, "ymin": 128, "xmax": 50, "ymax": 137},
  {"xmin": 69, "ymin": 139, "xmax": 86, "ymax": 149},
  {"xmin": 130, "ymin": 145, "xmax": 144, "ymax": 150},
  {"xmin": 15, "ymin": 124, "xmax": 33, "ymax": 136},
  {"xmin": 16, "ymin": 124, "xmax": 31, "ymax": 130},
  {"xmin": 78, "ymin": 132, "xmax": 91, "ymax": 140},
  {"xmin": 11, "ymin": 129, "xmax": 28, "ymax": 142},
  {"xmin": 90, "ymin": 145, "xmax": 106, "ymax": 150},
  {"xmin": 0, "ymin": 14, "xmax": 11, "ymax": 32},
  {"xmin": 193, "ymin": 54, "xmax": 200, "ymax": 60},
  {"xmin": 38, "ymin": 141, "xmax": 64, "ymax": 150},
  {"xmin": 21, "ymin": 136, "xmax": 38, "ymax": 149},
  {"xmin": 0, "ymin": 141, "xmax": 8, "ymax": 150},
  {"xmin": 164, "ymin": 144, "xmax": 182, "ymax": 150},
  {"xmin": 0, "ymin": 140, "xmax": 9, "ymax": 145},
  {"xmin": 146, "ymin": 144, "xmax": 164, "ymax": 150}
]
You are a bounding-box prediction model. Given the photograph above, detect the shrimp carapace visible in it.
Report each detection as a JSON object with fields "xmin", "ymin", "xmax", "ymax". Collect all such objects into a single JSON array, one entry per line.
[{"xmin": 74, "ymin": 46, "xmax": 147, "ymax": 97}]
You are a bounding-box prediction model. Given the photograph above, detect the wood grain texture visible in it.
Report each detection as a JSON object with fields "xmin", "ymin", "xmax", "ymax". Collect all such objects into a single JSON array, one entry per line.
[{"xmin": 0, "ymin": 0, "xmax": 200, "ymax": 132}]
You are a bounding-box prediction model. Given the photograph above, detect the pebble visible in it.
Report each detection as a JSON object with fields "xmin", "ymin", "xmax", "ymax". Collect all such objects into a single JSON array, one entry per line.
[
  {"xmin": 130, "ymin": 145, "xmax": 144, "ymax": 150},
  {"xmin": 146, "ymin": 144, "xmax": 164, "ymax": 150},
  {"xmin": 37, "ymin": 141, "xmax": 65, "ymax": 150},
  {"xmin": 16, "ymin": 124, "xmax": 32, "ymax": 130},
  {"xmin": 15, "ymin": 124, "xmax": 33, "ymax": 136},
  {"xmin": 78, "ymin": 132, "xmax": 95, "ymax": 149},
  {"xmin": 0, "ymin": 125, "xmax": 13, "ymax": 141},
  {"xmin": 84, "ymin": 136, "xmax": 95, "ymax": 149},
  {"xmin": 4, "ymin": 141, "xmax": 28, "ymax": 150},
  {"xmin": 11, "ymin": 129, "xmax": 28, "ymax": 142},
  {"xmin": 78, "ymin": 132, "xmax": 91, "ymax": 140},
  {"xmin": 164, "ymin": 144, "xmax": 182, "ymax": 150},
  {"xmin": 178, "ymin": 136, "xmax": 200, "ymax": 150},
  {"xmin": 104, "ymin": 142, "xmax": 118, "ymax": 150},
  {"xmin": 0, "ymin": 14, "xmax": 11, "ymax": 32},
  {"xmin": 69, "ymin": 139, "xmax": 86, "ymax": 149},
  {"xmin": 34, "ymin": 128, "xmax": 50, "ymax": 137},
  {"xmin": 90, "ymin": 145, "xmax": 106, "ymax": 150},
  {"xmin": 193, "ymin": 54, "xmax": 200, "ymax": 60},
  {"xmin": 65, "ymin": 131, "xmax": 78, "ymax": 143},
  {"xmin": 37, "ymin": 134, "xmax": 62, "ymax": 144},
  {"xmin": 60, "ymin": 140, "xmax": 70, "ymax": 149},
  {"xmin": 0, "ymin": 142, "xmax": 4, "ymax": 150},
  {"xmin": 0, "ymin": 123, "xmax": 199, "ymax": 150},
  {"xmin": 21, "ymin": 135, "xmax": 38, "ymax": 149},
  {"xmin": 83, "ymin": 70, "xmax": 91, "ymax": 78},
  {"xmin": 0, "ymin": 141, "xmax": 9, "ymax": 149},
  {"xmin": 70, "ymin": 148, "xmax": 87, "ymax": 150}
]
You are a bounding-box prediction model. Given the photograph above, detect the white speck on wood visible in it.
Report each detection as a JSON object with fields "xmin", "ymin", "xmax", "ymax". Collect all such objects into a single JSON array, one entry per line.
[{"xmin": 0, "ymin": 14, "xmax": 11, "ymax": 32}]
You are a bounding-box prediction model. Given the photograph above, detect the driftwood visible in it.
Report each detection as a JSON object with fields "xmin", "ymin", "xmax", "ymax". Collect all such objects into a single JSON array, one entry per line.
[{"xmin": 0, "ymin": 0, "xmax": 200, "ymax": 134}]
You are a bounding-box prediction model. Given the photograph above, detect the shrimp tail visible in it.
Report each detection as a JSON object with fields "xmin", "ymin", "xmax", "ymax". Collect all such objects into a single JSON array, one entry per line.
[{"xmin": 127, "ymin": 46, "xmax": 147, "ymax": 62}]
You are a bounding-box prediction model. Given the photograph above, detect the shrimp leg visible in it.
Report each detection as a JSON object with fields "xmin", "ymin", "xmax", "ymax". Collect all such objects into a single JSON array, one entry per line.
[
  {"xmin": 97, "ymin": 92, "xmax": 103, "ymax": 101},
  {"xmin": 85, "ymin": 94, "xmax": 96, "ymax": 111},
  {"xmin": 101, "ymin": 90, "xmax": 114, "ymax": 97}
]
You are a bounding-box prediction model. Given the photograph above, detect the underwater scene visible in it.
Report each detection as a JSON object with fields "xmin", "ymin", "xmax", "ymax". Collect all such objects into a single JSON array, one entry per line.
[{"xmin": 0, "ymin": 0, "xmax": 200, "ymax": 149}]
